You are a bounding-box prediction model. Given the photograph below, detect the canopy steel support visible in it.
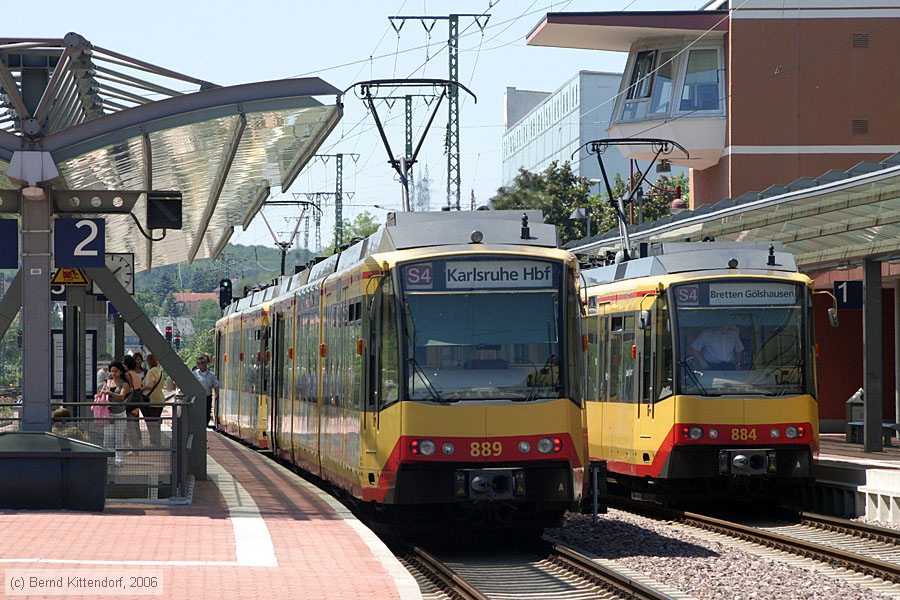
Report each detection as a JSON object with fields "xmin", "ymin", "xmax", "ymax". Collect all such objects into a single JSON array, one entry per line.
[
  {"xmin": 0, "ymin": 59, "xmax": 29, "ymax": 119},
  {"xmin": 863, "ymin": 258, "xmax": 884, "ymax": 452},
  {"xmin": 20, "ymin": 192, "xmax": 52, "ymax": 431},
  {"xmin": 63, "ymin": 285, "xmax": 85, "ymax": 407},
  {"xmin": 188, "ymin": 113, "xmax": 246, "ymax": 263},
  {"xmin": 86, "ymin": 266, "xmax": 208, "ymax": 479},
  {"xmin": 0, "ymin": 270, "xmax": 22, "ymax": 340}
]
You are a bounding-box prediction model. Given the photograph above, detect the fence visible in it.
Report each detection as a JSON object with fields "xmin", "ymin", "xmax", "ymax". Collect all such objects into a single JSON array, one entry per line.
[{"xmin": 0, "ymin": 395, "xmax": 195, "ymax": 501}]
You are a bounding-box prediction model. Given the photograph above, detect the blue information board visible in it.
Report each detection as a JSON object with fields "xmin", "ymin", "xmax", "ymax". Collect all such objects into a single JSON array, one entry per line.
[
  {"xmin": 54, "ymin": 218, "xmax": 105, "ymax": 267},
  {"xmin": 0, "ymin": 219, "xmax": 18, "ymax": 269},
  {"xmin": 833, "ymin": 280, "xmax": 863, "ymax": 309}
]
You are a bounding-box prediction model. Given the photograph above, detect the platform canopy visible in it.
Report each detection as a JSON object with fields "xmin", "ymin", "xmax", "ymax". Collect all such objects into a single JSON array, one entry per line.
[
  {"xmin": 567, "ymin": 159, "xmax": 900, "ymax": 275},
  {"xmin": 0, "ymin": 33, "xmax": 342, "ymax": 271}
]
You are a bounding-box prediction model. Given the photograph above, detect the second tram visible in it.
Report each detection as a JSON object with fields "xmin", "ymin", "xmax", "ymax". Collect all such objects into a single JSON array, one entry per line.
[{"xmin": 581, "ymin": 242, "xmax": 823, "ymax": 500}]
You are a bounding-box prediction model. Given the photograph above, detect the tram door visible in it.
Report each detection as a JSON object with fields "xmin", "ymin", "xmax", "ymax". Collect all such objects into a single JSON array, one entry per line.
[
  {"xmin": 636, "ymin": 307, "xmax": 656, "ymax": 464},
  {"xmin": 637, "ymin": 296, "xmax": 673, "ymax": 467},
  {"xmin": 259, "ymin": 323, "xmax": 272, "ymax": 448},
  {"xmin": 270, "ymin": 315, "xmax": 283, "ymax": 454}
]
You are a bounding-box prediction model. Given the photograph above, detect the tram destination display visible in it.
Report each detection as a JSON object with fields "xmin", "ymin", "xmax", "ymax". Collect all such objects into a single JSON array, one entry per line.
[
  {"xmin": 675, "ymin": 281, "xmax": 798, "ymax": 307},
  {"xmin": 403, "ymin": 259, "xmax": 559, "ymax": 291}
]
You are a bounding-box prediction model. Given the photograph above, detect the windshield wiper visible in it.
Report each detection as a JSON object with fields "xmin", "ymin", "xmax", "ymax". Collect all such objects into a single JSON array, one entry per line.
[
  {"xmin": 522, "ymin": 353, "xmax": 557, "ymax": 402},
  {"xmin": 768, "ymin": 359, "xmax": 803, "ymax": 397},
  {"xmin": 679, "ymin": 359, "xmax": 713, "ymax": 396},
  {"xmin": 407, "ymin": 357, "xmax": 447, "ymax": 403}
]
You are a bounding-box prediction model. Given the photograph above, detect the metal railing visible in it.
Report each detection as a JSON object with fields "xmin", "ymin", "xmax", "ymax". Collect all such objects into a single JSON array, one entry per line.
[{"xmin": 0, "ymin": 396, "xmax": 195, "ymax": 501}]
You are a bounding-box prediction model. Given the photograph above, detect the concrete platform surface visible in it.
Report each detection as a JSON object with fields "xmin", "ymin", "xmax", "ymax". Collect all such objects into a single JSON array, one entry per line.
[{"xmin": 0, "ymin": 433, "xmax": 421, "ymax": 599}]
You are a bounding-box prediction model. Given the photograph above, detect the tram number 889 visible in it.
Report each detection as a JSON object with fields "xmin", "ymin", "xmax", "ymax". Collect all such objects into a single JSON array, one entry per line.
[
  {"xmin": 731, "ymin": 428, "xmax": 758, "ymax": 441},
  {"xmin": 470, "ymin": 441, "xmax": 503, "ymax": 457}
]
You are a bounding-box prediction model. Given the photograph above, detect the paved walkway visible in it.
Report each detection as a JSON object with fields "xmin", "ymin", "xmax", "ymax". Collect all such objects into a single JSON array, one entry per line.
[{"xmin": 0, "ymin": 433, "xmax": 420, "ymax": 599}]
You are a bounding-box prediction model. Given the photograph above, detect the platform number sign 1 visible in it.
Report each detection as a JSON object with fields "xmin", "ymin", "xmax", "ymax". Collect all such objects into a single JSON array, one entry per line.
[
  {"xmin": 54, "ymin": 218, "xmax": 105, "ymax": 268},
  {"xmin": 833, "ymin": 280, "xmax": 863, "ymax": 309}
]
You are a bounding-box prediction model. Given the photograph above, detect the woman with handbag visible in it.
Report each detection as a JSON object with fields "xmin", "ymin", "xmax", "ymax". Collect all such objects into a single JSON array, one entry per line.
[
  {"xmin": 122, "ymin": 355, "xmax": 145, "ymax": 452},
  {"xmin": 103, "ymin": 361, "xmax": 130, "ymax": 464}
]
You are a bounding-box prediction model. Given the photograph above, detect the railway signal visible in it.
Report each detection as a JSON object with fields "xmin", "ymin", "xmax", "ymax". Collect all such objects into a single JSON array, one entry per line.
[
  {"xmin": 219, "ymin": 279, "xmax": 232, "ymax": 309},
  {"xmin": 165, "ymin": 325, "xmax": 173, "ymax": 344}
]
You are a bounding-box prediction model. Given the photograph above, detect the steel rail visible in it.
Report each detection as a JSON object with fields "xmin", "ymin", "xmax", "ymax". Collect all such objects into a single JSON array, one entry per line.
[
  {"xmin": 395, "ymin": 542, "xmax": 488, "ymax": 600},
  {"xmin": 544, "ymin": 540, "xmax": 679, "ymax": 600},
  {"xmin": 612, "ymin": 499, "xmax": 900, "ymax": 583},
  {"xmin": 799, "ymin": 511, "xmax": 900, "ymax": 546}
]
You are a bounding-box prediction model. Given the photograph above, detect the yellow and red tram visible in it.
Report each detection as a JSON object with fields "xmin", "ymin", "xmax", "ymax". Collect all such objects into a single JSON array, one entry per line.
[
  {"xmin": 581, "ymin": 242, "xmax": 823, "ymax": 501},
  {"xmin": 215, "ymin": 210, "xmax": 590, "ymax": 529}
]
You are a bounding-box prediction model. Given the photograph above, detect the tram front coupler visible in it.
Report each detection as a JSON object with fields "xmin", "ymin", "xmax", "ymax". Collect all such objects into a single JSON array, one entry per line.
[{"xmin": 718, "ymin": 448, "xmax": 777, "ymax": 476}]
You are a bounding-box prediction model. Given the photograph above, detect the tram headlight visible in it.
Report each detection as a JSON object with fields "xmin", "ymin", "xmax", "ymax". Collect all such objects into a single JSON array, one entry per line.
[
  {"xmin": 419, "ymin": 440, "xmax": 436, "ymax": 456},
  {"xmin": 537, "ymin": 438, "xmax": 554, "ymax": 454},
  {"xmin": 770, "ymin": 428, "xmax": 781, "ymax": 438},
  {"xmin": 688, "ymin": 426, "xmax": 704, "ymax": 440},
  {"xmin": 785, "ymin": 426, "xmax": 798, "ymax": 439},
  {"xmin": 518, "ymin": 441, "xmax": 532, "ymax": 453},
  {"xmin": 708, "ymin": 428, "xmax": 719, "ymax": 439},
  {"xmin": 442, "ymin": 442, "xmax": 455, "ymax": 455}
]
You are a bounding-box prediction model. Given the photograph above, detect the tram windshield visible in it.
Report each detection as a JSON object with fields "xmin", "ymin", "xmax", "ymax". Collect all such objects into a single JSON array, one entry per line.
[
  {"xmin": 672, "ymin": 280, "xmax": 810, "ymax": 397},
  {"xmin": 400, "ymin": 258, "xmax": 564, "ymax": 401}
]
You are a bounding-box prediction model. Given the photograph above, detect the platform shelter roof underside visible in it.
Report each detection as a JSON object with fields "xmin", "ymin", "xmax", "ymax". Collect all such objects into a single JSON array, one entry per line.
[
  {"xmin": 567, "ymin": 153, "xmax": 900, "ymax": 275},
  {"xmin": 0, "ymin": 35, "xmax": 342, "ymax": 272}
]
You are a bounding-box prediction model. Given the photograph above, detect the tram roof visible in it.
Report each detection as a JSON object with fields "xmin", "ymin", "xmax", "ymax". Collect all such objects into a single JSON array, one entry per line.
[
  {"xmin": 0, "ymin": 34, "xmax": 342, "ymax": 271},
  {"xmin": 582, "ymin": 242, "xmax": 799, "ymax": 287},
  {"xmin": 567, "ymin": 153, "xmax": 900, "ymax": 275}
]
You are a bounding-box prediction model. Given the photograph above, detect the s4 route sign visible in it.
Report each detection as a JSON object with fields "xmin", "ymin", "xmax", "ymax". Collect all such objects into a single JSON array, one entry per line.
[{"xmin": 54, "ymin": 218, "xmax": 105, "ymax": 267}]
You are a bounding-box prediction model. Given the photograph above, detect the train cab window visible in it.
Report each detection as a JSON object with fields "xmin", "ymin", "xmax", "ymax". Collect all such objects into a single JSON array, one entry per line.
[
  {"xmin": 656, "ymin": 296, "xmax": 674, "ymax": 401},
  {"xmin": 673, "ymin": 281, "xmax": 808, "ymax": 397},
  {"xmin": 376, "ymin": 277, "xmax": 400, "ymax": 407}
]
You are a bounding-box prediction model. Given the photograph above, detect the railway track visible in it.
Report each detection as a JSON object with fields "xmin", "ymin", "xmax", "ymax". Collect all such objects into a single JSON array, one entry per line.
[
  {"xmin": 612, "ymin": 499, "xmax": 900, "ymax": 584},
  {"xmin": 390, "ymin": 537, "xmax": 681, "ymax": 600}
]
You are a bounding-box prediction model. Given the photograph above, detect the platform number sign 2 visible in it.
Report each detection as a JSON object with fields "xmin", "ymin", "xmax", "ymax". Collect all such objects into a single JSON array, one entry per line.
[{"xmin": 54, "ymin": 218, "xmax": 105, "ymax": 268}]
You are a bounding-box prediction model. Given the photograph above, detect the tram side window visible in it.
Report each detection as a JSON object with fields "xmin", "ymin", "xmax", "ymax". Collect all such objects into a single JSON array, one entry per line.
[
  {"xmin": 378, "ymin": 277, "xmax": 400, "ymax": 407},
  {"xmin": 585, "ymin": 316, "xmax": 600, "ymax": 401},
  {"xmin": 610, "ymin": 314, "xmax": 636, "ymax": 403},
  {"xmin": 608, "ymin": 316, "xmax": 622, "ymax": 402},
  {"xmin": 656, "ymin": 297, "xmax": 674, "ymax": 401}
]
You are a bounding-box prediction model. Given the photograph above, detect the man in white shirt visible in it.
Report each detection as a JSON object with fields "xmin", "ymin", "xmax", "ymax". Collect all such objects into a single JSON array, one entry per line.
[
  {"xmin": 193, "ymin": 355, "xmax": 220, "ymax": 425},
  {"xmin": 691, "ymin": 326, "xmax": 745, "ymax": 370}
]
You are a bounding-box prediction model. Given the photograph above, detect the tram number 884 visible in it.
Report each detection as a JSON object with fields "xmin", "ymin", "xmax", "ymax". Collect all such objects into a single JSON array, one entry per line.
[
  {"xmin": 470, "ymin": 441, "xmax": 503, "ymax": 457},
  {"xmin": 731, "ymin": 428, "xmax": 758, "ymax": 441}
]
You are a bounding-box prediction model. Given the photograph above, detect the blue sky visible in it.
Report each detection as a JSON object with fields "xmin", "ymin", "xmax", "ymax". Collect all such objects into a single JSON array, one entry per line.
[{"xmin": 12, "ymin": 0, "xmax": 701, "ymax": 250}]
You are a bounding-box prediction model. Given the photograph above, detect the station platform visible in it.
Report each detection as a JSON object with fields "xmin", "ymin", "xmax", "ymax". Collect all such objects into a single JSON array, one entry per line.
[
  {"xmin": 0, "ymin": 433, "xmax": 421, "ymax": 600},
  {"xmin": 813, "ymin": 433, "xmax": 900, "ymax": 523}
]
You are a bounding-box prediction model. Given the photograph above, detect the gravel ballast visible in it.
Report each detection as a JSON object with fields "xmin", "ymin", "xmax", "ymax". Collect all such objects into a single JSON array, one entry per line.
[{"xmin": 548, "ymin": 509, "xmax": 896, "ymax": 600}]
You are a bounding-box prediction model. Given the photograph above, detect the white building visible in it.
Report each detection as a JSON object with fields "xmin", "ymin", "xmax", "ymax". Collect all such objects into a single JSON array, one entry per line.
[{"xmin": 501, "ymin": 71, "xmax": 632, "ymax": 189}]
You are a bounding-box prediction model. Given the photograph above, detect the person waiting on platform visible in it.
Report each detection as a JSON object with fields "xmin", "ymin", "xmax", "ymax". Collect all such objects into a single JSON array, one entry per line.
[
  {"xmin": 690, "ymin": 325, "xmax": 745, "ymax": 370},
  {"xmin": 52, "ymin": 407, "xmax": 86, "ymax": 441},
  {"xmin": 193, "ymin": 355, "xmax": 219, "ymax": 426},
  {"xmin": 122, "ymin": 355, "xmax": 144, "ymax": 452},
  {"xmin": 141, "ymin": 354, "xmax": 166, "ymax": 447},
  {"xmin": 104, "ymin": 361, "xmax": 130, "ymax": 464}
]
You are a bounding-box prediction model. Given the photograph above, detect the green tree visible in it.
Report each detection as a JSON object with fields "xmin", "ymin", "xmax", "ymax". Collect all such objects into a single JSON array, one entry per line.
[
  {"xmin": 583, "ymin": 171, "xmax": 691, "ymax": 239},
  {"xmin": 343, "ymin": 211, "xmax": 381, "ymax": 240},
  {"xmin": 490, "ymin": 161, "xmax": 592, "ymax": 245}
]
